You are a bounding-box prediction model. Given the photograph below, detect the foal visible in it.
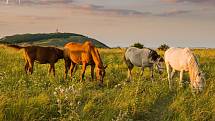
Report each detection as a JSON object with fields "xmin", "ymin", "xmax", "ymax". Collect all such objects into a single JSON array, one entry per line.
[{"xmin": 6, "ymin": 44, "xmax": 64, "ymax": 76}]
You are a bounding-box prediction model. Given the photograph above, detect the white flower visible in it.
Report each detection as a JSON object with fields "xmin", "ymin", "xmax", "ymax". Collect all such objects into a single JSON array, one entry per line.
[
  {"xmin": 57, "ymin": 99, "xmax": 60, "ymax": 103},
  {"xmin": 60, "ymin": 88, "xmax": 64, "ymax": 94},
  {"xmin": 53, "ymin": 91, "xmax": 57, "ymax": 96}
]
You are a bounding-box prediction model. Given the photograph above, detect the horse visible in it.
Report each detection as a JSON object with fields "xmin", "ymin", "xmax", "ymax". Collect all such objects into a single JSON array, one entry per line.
[
  {"xmin": 63, "ymin": 41, "xmax": 107, "ymax": 84},
  {"xmin": 5, "ymin": 44, "xmax": 64, "ymax": 76},
  {"xmin": 164, "ymin": 47, "xmax": 205, "ymax": 92},
  {"xmin": 124, "ymin": 47, "xmax": 164, "ymax": 81}
]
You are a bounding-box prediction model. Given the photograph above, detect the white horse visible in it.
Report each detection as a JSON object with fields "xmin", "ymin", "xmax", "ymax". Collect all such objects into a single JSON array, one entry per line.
[{"xmin": 164, "ymin": 47, "xmax": 205, "ymax": 92}]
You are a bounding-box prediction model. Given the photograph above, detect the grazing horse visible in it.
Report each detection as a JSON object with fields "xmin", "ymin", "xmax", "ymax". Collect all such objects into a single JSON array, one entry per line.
[
  {"xmin": 124, "ymin": 47, "xmax": 164, "ymax": 81},
  {"xmin": 63, "ymin": 41, "xmax": 107, "ymax": 84},
  {"xmin": 164, "ymin": 47, "xmax": 205, "ymax": 92},
  {"xmin": 6, "ymin": 44, "xmax": 64, "ymax": 76}
]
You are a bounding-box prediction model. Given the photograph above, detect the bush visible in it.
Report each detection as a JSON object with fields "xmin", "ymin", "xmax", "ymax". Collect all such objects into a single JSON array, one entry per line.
[
  {"xmin": 131, "ymin": 42, "xmax": 144, "ymax": 49},
  {"xmin": 158, "ymin": 44, "xmax": 169, "ymax": 51}
]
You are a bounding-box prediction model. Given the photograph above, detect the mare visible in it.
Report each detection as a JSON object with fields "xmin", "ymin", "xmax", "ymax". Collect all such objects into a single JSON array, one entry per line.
[
  {"xmin": 63, "ymin": 41, "xmax": 107, "ymax": 84},
  {"xmin": 6, "ymin": 44, "xmax": 64, "ymax": 76},
  {"xmin": 164, "ymin": 47, "xmax": 205, "ymax": 92},
  {"xmin": 124, "ymin": 47, "xmax": 164, "ymax": 81}
]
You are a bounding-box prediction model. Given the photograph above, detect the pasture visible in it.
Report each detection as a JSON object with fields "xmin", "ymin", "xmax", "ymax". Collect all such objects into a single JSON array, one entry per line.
[{"xmin": 0, "ymin": 47, "xmax": 215, "ymax": 121}]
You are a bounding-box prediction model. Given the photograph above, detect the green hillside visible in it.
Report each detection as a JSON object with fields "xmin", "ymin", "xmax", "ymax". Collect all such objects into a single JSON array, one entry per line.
[{"xmin": 0, "ymin": 33, "xmax": 109, "ymax": 48}]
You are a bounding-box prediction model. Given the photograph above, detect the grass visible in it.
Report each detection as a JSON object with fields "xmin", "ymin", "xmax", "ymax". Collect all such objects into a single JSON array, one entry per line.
[{"xmin": 0, "ymin": 47, "xmax": 215, "ymax": 121}]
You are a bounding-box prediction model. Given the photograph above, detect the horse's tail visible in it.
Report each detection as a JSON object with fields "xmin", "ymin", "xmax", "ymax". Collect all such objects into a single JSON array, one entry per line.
[
  {"xmin": 123, "ymin": 48, "xmax": 128, "ymax": 63},
  {"xmin": 123, "ymin": 48, "xmax": 132, "ymax": 66},
  {"xmin": 5, "ymin": 44, "xmax": 25, "ymax": 51}
]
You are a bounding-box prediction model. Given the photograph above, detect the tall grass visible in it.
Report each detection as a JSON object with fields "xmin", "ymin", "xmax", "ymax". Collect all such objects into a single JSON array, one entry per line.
[{"xmin": 0, "ymin": 47, "xmax": 214, "ymax": 121}]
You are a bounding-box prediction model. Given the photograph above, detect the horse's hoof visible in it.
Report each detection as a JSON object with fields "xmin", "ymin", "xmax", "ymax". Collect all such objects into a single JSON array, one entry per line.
[
  {"xmin": 98, "ymin": 83, "xmax": 104, "ymax": 87},
  {"xmin": 150, "ymin": 78, "xmax": 155, "ymax": 82},
  {"xmin": 126, "ymin": 78, "xmax": 132, "ymax": 82}
]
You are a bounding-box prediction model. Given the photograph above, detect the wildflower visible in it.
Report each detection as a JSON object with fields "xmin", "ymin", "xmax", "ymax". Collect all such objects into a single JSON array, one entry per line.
[
  {"xmin": 60, "ymin": 88, "xmax": 64, "ymax": 94},
  {"xmin": 78, "ymin": 101, "xmax": 81, "ymax": 105},
  {"xmin": 53, "ymin": 91, "xmax": 57, "ymax": 96},
  {"xmin": 57, "ymin": 99, "xmax": 60, "ymax": 103}
]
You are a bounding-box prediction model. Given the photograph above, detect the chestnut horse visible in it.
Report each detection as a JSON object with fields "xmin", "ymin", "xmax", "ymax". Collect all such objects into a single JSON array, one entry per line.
[
  {"xmin": 6, "ymin": 44, "xmax": 64, "ymax": 76},
  {"xmin": 63, "ymin": 41, "xmax": 107, "ymax": 84}
]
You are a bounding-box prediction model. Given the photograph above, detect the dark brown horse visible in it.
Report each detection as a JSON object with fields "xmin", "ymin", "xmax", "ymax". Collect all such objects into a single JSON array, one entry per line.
[
  {"xmin": 6, "ymin": 44, "xmax": 64, "ymax": 76},
  {"xmin": 63, "ymin": 41, "xmax": 107, "ymax": 84}
]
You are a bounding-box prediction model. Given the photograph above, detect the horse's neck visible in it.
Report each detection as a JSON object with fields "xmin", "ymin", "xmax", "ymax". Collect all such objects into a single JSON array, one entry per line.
[
  {"xmin": 91, "ymin": 48, "xmax": 103, "ymax": 67},
  {"xmin": 188, "ymin": 55, "xmax": 199, "ymax": 82}
]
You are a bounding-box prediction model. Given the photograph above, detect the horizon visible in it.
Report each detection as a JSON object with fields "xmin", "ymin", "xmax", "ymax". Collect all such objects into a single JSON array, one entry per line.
[
  {"xmin": 0, "ymin": 0, "xmax": 214, "ymax": 48},
  {"xmin": 0, "ymin": 32, "xmax": 214, "ymax": 49}
]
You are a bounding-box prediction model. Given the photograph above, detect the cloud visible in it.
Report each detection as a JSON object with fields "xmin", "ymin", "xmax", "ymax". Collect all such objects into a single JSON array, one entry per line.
[
  {"xmin": 71, "ymin": 4, "xmax": 192, "ymax": 17},
  {"xmin": 157, "ymin": 9, "xmax": 191, "ymax": 16},
  {"xmin": 161, "ymin": 0, "xmax": 215, "ymax": 4},
  {"xmin": 71, "ymin": 4, "xmax": 152, "ymax": 17},
  {"xmin": 20, "ymin": 15, "xmax": 61, "ymax": 21},
  {"xmin": 0, "ymin": 1, "xmax": 192, "ymax": 18},
  {"xmin": 1, "ymin": 0, "xmax": 74, "ymax": 5}
]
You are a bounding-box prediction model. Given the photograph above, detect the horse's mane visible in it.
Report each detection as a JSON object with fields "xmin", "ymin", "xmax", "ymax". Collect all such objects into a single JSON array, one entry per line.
[
  {"xmin": 82, "ymin": 41, "xmax": 103, "ymax": 68},
  {"xmin": 90, "ymin": 46, "xmax": 103, "ymax": 68},
  {"xmin": 186, "ymin": 49, "xmax": 200, "ymax": 82},
  {"xmin": 143, "ymin": 47, "xmax": 161, "ymax": 62}
]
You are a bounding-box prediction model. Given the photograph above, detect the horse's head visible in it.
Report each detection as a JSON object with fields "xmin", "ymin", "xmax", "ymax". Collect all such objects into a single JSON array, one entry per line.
[
  {"xmin": 96, "ymin": 65, "xmax": 108, "ymax": 84},
  {"xmin": 192, "ymin": 72, "xmax": 205, "ymax": 92},
  {"xmin": 155, "ymin": 56, "xmax": 165, "ymax": 74},
  {"xmin": 149, "ymin": 50, "xmax": 165, "ymax": 74}
]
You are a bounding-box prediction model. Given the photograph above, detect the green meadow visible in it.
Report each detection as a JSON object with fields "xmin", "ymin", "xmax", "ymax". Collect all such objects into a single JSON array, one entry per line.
[{"xmin": 0, "ymin": 47, "xmax": 215, "ymax": 121}]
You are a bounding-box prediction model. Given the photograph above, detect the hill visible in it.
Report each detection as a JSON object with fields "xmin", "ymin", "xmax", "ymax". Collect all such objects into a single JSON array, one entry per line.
[{"xmin": 0, "ymin": 33, "xmax": 109, "ymax": 48}]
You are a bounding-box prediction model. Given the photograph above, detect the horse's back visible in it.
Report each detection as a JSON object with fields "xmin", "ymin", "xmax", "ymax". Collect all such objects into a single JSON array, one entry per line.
[
  {"xmin": 165, "ymin": 47, "xmax": 192, "ymax": 59},
  {"xmin": 165, "ymin": 47, "xmax": 192, "ymax": 71},
  {"xmin": 125, "ymin": 47, "xmax": 151, "ymax": 67},
  {"xmin": 25, "ymin": 46, "xmax": 62, "ymax": 63},
  {"xmin": 64, "ymin": 41, "xmax": 94, "ymax": 64}
]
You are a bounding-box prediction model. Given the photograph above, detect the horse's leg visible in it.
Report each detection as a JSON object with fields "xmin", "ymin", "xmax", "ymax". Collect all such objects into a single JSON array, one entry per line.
[
  {"xmin": 53, "ymin": 64, "xmax": 55, "ymax": 76},
  {"xmin": 24, "ymin": 61, "xmax": 29, "ymax": 74},
  {"xmin": 171, "ymin": 69, "xmax": 176, "ymax": 79},
  {"xmin": 80, "ymin": 63, "xmax": 87, "ymax": 82},
  {"xmin": 91, "ymin": 64, "xmax": 95, "ymax": 81},
  {"xmin": 23, "ymin": 54, "xmax": 29, "ymax": 74},
  {"xmin": 127, "ymin": 64, "xmax": 134, "ymax": 82},
  {"xmin": 179, "ymin": 70, "xmax": 184, "ymax": 87},
  {"xmin": 69, "ymin": 63, "xmax": 76, "ymax": 80},
  {"xmin": 64, "ymin": 58, "xmax": 71, "ymax": 80},
  {"xmin": 149, "ymin": 66, "xmax": 154, "ymax": 82},
  {"xmin": 49, "ymin": 64, "xmax": 52, "ymax": 74},
  {"xmin": 28, "ymin": 60, "xmax": 34, "ymax": 74},
  {"xmin": 125, "ymin": 59, "xmax": 133, "ymax": 81},
  {"xmin": 141, "ymin": 67, "xmax": 144, "ymax": 76},
  {"xmin": 166, "ymin": 62, "xmax": 172, "ymax": 90},
  {"xmin": 49, "ymin": 63, "xmax": 55, "ymax": 76}
]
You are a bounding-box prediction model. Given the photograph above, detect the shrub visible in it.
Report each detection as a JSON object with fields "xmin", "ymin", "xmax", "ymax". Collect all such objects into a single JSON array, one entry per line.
[
  {"xmin": 131, "ymin": 42, "xmax": 144, "ymax": 49},
  {"xmin": 158, "ymin": 44, "xmax": 169, "ymax": 51}
]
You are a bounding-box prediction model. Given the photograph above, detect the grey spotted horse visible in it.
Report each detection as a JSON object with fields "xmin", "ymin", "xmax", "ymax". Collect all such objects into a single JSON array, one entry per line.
[{"xmin": 124, "ymin": 47, "xmax": 164, "ymax": 81}]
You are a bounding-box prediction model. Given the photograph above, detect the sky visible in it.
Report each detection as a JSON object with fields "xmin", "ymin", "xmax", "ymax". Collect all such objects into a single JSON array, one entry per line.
[{"xmin": 0, "ymin": 0, "xmax": 215, "ymax": 48}]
